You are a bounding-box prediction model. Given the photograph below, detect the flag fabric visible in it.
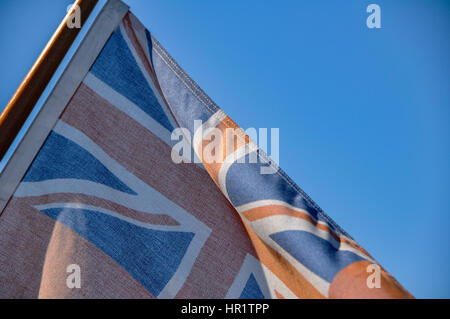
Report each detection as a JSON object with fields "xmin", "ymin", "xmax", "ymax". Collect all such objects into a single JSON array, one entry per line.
[{"xmin": 0, "ymin": 12, "xmax": 412, "ymax": 299}]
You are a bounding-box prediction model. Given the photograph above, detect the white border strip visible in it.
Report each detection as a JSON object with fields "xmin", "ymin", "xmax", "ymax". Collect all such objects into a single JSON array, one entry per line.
[{"xmin": 0, "ymin": 0, "xmax": 129, "ymax": 212}]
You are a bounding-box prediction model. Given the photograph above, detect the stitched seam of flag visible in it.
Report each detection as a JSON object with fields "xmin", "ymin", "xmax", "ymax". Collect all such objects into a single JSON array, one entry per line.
[{"xmin": 150, "ymin": 36, "xmax": 353, "ymax": 240}]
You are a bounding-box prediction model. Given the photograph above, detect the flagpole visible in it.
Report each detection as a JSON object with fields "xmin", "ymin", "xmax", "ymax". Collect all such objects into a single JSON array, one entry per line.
[{"xmin": 0, "ymin": 0, "xmax": 98, "ymax": 160}]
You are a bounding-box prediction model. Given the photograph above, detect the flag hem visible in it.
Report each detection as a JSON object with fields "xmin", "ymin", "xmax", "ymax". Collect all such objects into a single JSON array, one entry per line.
[{"xmin": 0, "ymin": 0, "xmax": 129, "ymax": 214}]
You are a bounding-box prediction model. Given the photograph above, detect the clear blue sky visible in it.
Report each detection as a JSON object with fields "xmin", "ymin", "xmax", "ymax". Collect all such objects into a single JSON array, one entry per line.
[{"xmin": 0, "ymin": 0, "xmax": 449, "ymax": 298}]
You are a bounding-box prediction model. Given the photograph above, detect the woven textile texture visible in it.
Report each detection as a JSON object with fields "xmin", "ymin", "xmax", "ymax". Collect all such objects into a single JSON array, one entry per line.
[{"xmin": 0, "ymin": 12, "xmax": 412, "ymax": 299}]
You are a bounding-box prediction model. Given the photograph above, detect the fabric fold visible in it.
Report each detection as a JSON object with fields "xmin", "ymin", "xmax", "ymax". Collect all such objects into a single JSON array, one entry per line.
[{"xmin": 0, "ymin": 11, "xmax": 412, "ymax": 299}]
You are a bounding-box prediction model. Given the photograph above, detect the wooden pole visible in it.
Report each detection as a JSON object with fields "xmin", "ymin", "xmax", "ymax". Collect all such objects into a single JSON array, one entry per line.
[{"xmin": 0, "ymin": 0, "xmax": 98, "ymax": 159}]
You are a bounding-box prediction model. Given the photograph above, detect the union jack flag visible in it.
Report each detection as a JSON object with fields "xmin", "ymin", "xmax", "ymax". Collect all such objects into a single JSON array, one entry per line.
[{"xmin": 0, "ymin": 12, "xmax": 412, "ymax": 299}]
